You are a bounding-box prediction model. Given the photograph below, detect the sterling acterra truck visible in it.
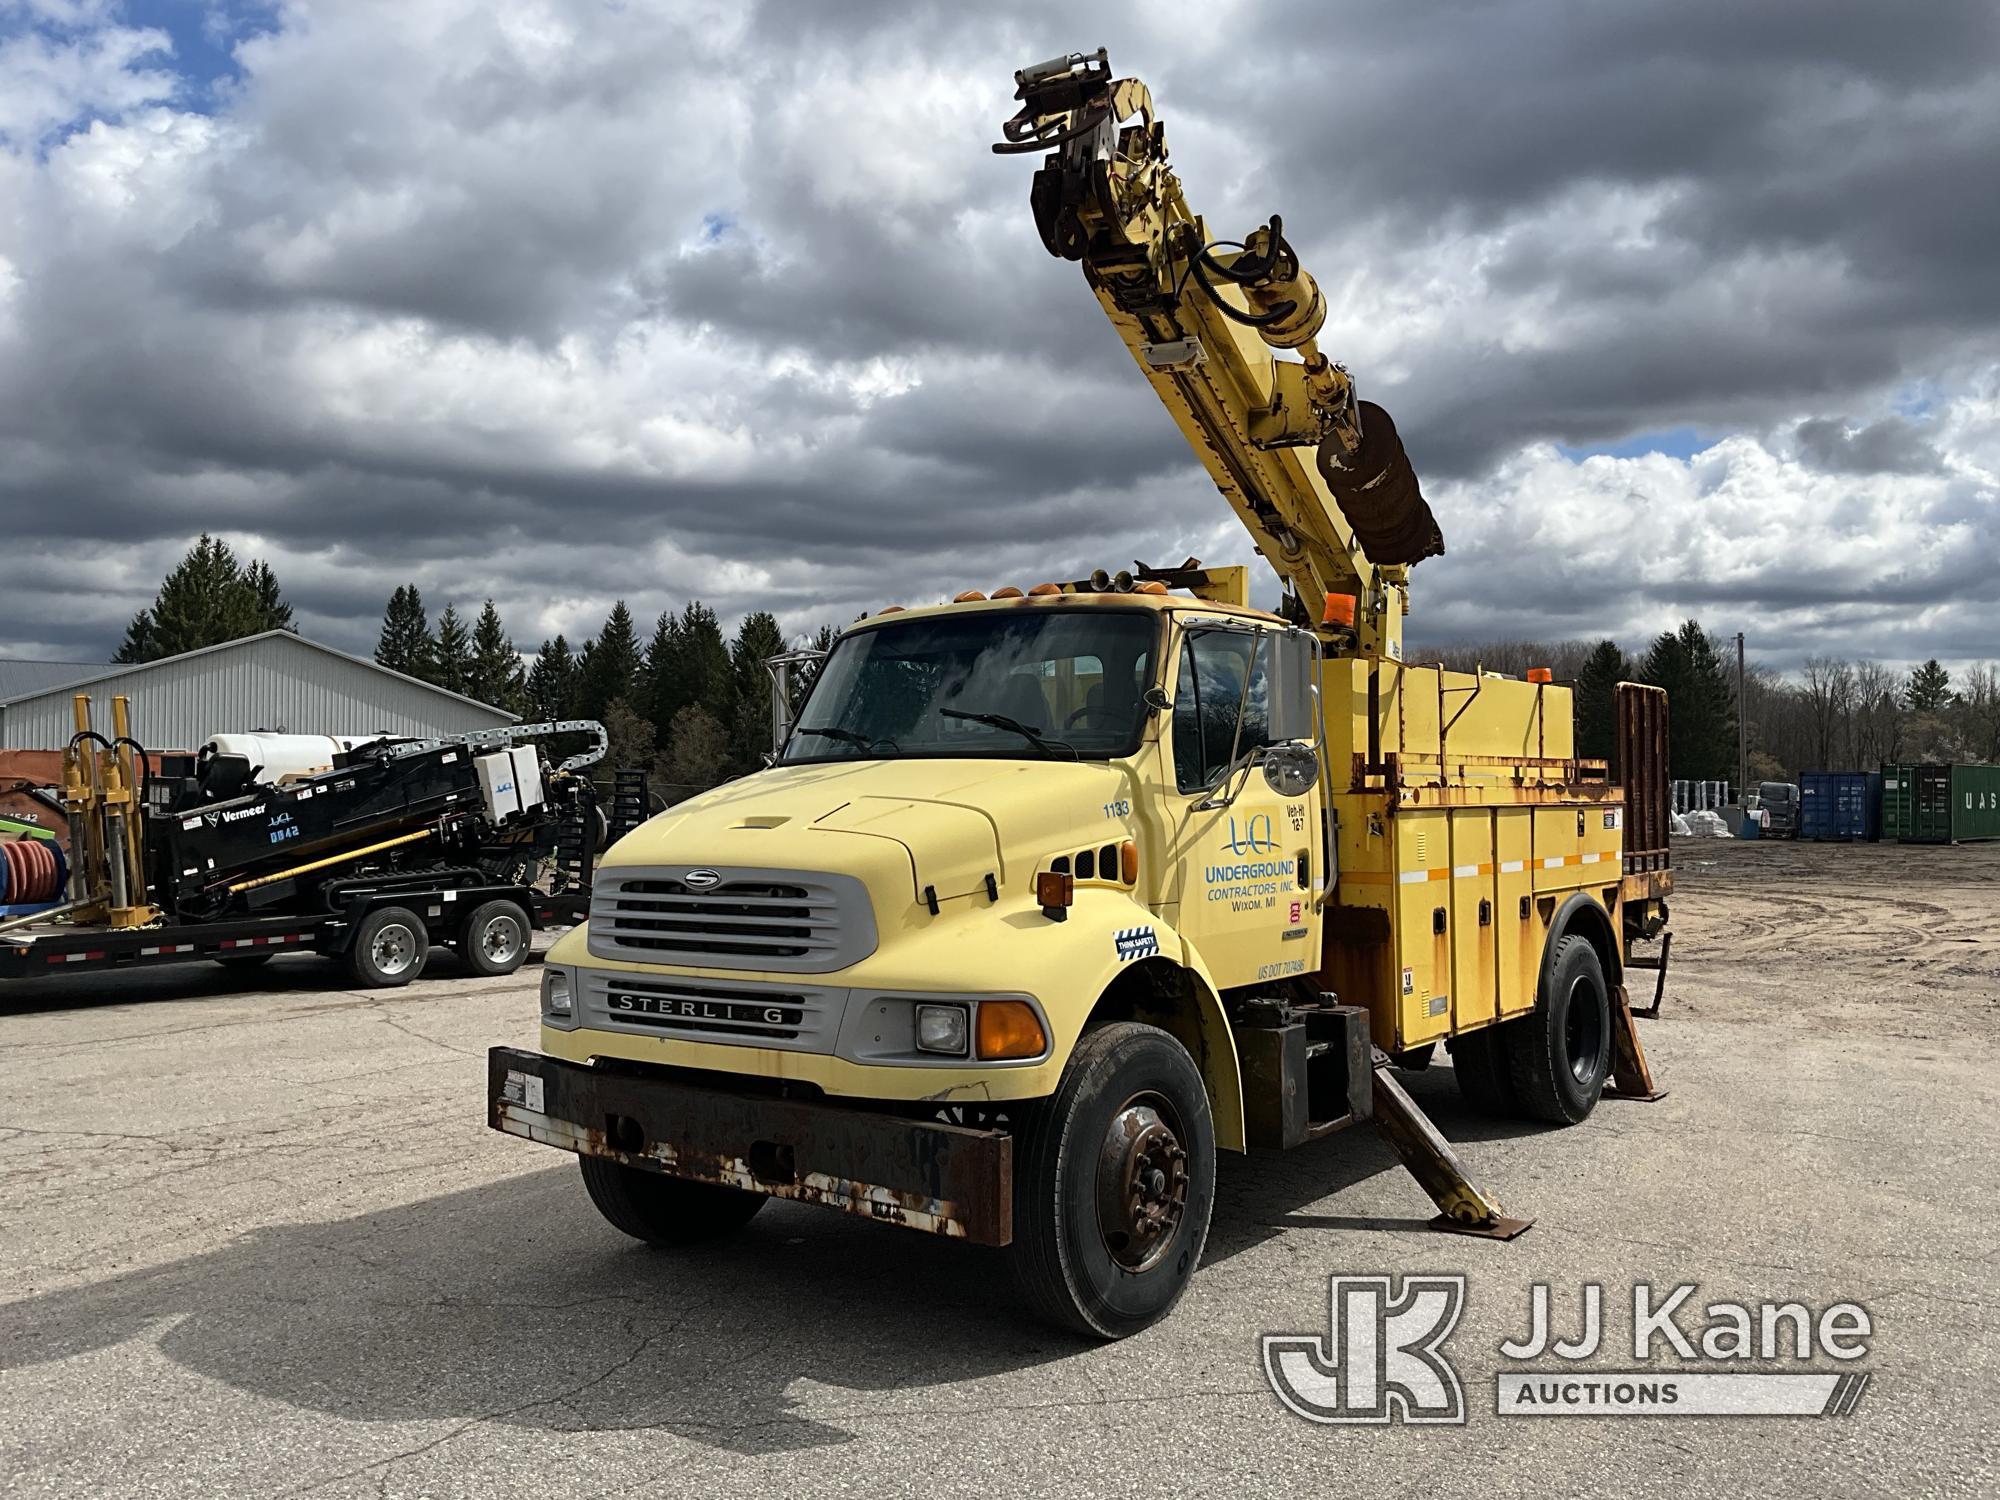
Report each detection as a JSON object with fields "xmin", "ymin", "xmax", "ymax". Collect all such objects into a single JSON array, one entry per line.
[{"xmin": 488, "ymin": 51, "xmax": 1672, "ymax": 1338}]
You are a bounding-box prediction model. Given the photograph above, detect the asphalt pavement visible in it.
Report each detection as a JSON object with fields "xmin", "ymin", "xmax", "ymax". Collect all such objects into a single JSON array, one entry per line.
[{"xmin": 2, "ymin": 841, "xmax": 1995, "ymax": 1497}]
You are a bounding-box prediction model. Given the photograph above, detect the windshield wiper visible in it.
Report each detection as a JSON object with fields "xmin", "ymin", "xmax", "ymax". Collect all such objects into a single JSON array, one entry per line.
[
  {"xmin": 793, "ymin": 725, "xmax": 898, "ymax": 752},
  {"xmin": 941, "ymin": 709, "xmax": 1078, "ymax": 760}
]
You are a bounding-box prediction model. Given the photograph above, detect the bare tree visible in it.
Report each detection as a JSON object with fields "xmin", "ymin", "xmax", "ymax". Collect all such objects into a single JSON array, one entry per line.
[
  {"xmin": 1962, "ymin": 663, "xmax": 2000, "ymax": 763},
  {"xmin": 1799, "ymin": 656, "xmax": 1856, "ymax": 771},
  {"xmin": 1848, "ymin": 661, "xmax": 1904, "ymax": 769}
]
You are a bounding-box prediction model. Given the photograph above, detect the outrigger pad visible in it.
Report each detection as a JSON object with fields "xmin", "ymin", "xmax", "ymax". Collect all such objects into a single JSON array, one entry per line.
[
  {"xmin": 1371, "ymin": 1057, "xmax": 1532, "ymax": 1240},
  {"xmin": 1428, "ymin": 1213, "xmax": 1534, "ymax": 1241},
  {"xmin": 1606, "ymin": 983, "xmax": 1668, "ymax": 1101}
]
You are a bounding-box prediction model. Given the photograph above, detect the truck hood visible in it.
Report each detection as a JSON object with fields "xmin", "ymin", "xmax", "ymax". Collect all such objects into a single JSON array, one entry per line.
[{"xmin": 602, "ymin": 759, "xmax": 1131, "ymax": 904}]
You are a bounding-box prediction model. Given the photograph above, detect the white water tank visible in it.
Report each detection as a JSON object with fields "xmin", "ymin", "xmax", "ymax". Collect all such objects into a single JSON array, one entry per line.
[{"xmin": 202, "ymin": 732, "xmax": 382, "ymax": 785}]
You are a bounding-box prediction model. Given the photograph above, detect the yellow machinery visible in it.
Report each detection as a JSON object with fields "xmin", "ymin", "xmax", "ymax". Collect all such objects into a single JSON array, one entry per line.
[
  {"xmin": 486, "ymin": 50, "xmax": 1669, "ymax": 1339},
  {"xmin": 61, "ymin": 695, "xmax": 157, "ymax": 928},
  {"xmin": 993, "ymin": 48, "xmax": 1669, "ymax": 1058}
]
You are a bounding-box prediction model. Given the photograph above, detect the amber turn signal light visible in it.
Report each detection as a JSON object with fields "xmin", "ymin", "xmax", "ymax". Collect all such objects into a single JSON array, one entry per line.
[
  {"xmin": 977, "ymin": 1000, "xmax": 1047, "ymax": 1060},
  {"xmin": 1527, "ymin": 667, "xmax": 1553, "ymax": 683},
  {"xmin": 1120, "ymin": 839, "xmax": 1139, "ymax": 884},
  {"xmin": 1035, "ymin": 869, "xmax": 1073, "ymax": 917}
]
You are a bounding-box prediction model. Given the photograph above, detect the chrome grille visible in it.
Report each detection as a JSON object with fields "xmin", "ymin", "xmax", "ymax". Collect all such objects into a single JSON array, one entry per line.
[
  {"xmin": 578, "ymin": 970, "xmax": 844, "ymax": 1052},
  {"xmin": 587, "ymin": 866, "xmax": 875, "ymax": 972}
]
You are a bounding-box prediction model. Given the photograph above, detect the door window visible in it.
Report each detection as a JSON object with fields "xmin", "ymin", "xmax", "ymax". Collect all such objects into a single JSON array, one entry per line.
[{"xmin": 1173, "ymin": 629, "xmax": 1271, "ymax": 792}]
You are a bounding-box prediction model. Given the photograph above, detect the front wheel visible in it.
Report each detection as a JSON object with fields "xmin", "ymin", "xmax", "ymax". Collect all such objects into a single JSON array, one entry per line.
[
  {"xmin": 578, "ymin": 1157, "xmax": 767, "ymax": 1245},
  {"xmin": 1009, "ymin": 1021, "xmax": 1216, "ymax": 1340}
]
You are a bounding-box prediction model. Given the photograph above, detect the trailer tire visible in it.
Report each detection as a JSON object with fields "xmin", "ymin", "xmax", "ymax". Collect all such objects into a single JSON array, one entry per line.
[
  {"xmin": 578, "ymin": 1157, "xmax": 767, "ymax": 1245},
  {"xmin": 349, "ymin": 905, "xmax": 428, "ymax": 988},
  {"xmin": 458, "ymin": 900, "xmax": 530, "ymax": 976},
  {"xmin": 1449, "ymin": 1025, "xmax": 1516, "ymax": 1114},
  {"xmin": 1009, "ymin": 1021, "xmax": 1215, "ymax": 1341},
  {"xmin": 1507, "ymin": 935, "xmax": 1612, "ymax": 1124}
]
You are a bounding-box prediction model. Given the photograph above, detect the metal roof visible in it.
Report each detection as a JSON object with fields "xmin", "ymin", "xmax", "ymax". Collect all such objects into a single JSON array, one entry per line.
[
  {"xmin": 0, "ymin": 658, "xmax": 101, "ymax": 701},
  {"xmin": 0, "ymin": 631, "xmax": 517, "ymax": 749}
]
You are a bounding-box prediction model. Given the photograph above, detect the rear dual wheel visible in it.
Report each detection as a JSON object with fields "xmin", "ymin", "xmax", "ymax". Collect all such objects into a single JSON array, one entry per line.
[{"xmin": 1451, "ymin": 935, "xmax": 1612, "ymax": 1124}]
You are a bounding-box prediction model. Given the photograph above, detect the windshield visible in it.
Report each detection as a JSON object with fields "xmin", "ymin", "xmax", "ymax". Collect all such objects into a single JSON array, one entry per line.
[{"xmin": 782, "ymin": 609, "xmax": 1157, "ymax": 763}]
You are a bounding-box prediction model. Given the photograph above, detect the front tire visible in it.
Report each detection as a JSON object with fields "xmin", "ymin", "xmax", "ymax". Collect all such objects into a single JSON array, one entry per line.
[
  {"xmin": 1508, "ymin": 935, "xmax": 1613, "ymax": 1124},
  {"xmin": 1010, "ymin": 1021, "xmax": 1216, "ymax": 1340},
  {"xmin": 578, "ymin": 1157, "xmax": 767, "ymax": 1245}
]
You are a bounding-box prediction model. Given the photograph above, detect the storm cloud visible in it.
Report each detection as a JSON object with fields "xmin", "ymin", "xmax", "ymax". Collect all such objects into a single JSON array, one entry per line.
[{"xmin": 0, "ymin": 0, "xmax": 1994, "ymax": 669}]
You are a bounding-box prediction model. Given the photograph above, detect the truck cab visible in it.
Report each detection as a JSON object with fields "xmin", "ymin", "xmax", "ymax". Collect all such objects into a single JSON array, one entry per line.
[{"xmin": 539, "ymin": 589, "xmax": 1315, "ymax": 1101}]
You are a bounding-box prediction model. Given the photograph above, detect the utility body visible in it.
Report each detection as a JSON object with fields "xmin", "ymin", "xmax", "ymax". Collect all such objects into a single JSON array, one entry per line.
[{"xmin": 490, "ymin": 50, "xmax": 1671, "ymax": 1337}]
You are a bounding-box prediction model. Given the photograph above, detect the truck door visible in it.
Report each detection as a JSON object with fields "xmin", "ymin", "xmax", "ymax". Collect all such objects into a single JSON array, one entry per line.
[{"xmin": 1164, "ymin": 622, "xmax": 1322, "ymax": 991}]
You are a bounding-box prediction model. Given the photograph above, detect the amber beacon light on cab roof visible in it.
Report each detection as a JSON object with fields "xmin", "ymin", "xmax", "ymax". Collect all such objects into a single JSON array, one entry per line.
[{"xmin": 486, "ymin": 49, "xmax": 1674, "ymax": 1340}]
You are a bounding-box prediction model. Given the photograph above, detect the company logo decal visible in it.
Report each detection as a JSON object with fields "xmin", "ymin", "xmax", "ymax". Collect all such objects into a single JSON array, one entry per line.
[
  {"xmin": 1224, "ymin": 813, "xmax": 1280, "ymax": 856},
  {"xmin": 683, "ymin": 869, "xmax": 722, "ymax": 890}
]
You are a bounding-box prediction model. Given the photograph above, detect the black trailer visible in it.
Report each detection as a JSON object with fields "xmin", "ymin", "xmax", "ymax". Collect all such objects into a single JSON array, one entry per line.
[{"xmin": 0, "ymin": 866, "xmax": 570, "ymax": 988}]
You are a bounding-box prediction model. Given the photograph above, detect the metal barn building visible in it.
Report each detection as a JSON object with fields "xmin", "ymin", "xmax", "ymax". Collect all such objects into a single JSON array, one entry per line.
[{"xmin": 0, "ymin": 631, "xmax": 515, "ymax": 750}]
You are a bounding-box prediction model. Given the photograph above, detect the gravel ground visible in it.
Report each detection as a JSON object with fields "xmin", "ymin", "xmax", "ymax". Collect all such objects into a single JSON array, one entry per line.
[{"xmin": 2, "ymin": 839, "xmax": 1996, "ymax": 1498}]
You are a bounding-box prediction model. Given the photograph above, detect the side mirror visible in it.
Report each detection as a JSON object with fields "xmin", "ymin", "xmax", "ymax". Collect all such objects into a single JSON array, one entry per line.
[{"xmin": 1265, "ymin": 628, "xmax": 1318, "ymax": 743}]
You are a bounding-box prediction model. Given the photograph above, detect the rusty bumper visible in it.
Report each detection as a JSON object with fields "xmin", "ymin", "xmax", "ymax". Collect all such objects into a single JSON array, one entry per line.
[{"xmin": 486, "ymin": 1046, "xmax": 1014, "ymax": 1245}]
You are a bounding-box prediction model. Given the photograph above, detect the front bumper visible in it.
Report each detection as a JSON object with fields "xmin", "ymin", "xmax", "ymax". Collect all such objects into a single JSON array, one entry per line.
[{"xmin": 487, "ymin": 1046, "xmax": 1014, "ymax": 1245}]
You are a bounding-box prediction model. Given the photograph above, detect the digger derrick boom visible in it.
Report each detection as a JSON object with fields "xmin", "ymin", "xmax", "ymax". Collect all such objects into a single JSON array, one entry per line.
[{"xmin": 996, "ymin": 48, "xmax": 1442, "ymax": 660}]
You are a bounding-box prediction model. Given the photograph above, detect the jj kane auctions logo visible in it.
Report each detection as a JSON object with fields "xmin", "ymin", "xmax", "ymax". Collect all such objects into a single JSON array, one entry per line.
[{"xmin": 1265, "ymin": 1276, "xmax": 1874, "ymax": 1422}]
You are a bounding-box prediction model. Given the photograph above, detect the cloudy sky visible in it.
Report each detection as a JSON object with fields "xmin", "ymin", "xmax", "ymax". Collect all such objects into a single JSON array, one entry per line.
[{"xmin": 1, "ymin": 0, "xmax": 1995, "ymax": 673}]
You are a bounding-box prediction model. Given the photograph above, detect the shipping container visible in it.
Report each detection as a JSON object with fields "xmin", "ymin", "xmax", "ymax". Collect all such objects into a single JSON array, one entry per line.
[
  {"xmin": 1799, "ymin": 771, "xmax": 1882, "ymax": 841},
  {"xmin": 1881, "ymin": 763, "xmax": 1917, "ymax": 841},
  {"xmin": 1886, "ymin": 762, "xmax": 2000, "ymax": 843}
]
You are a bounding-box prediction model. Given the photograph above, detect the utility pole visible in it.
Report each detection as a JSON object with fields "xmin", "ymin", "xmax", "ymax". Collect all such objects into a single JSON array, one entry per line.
[{"xmin": 1736, "ymin": 631, "xmax": 1748, "ymax": 806}]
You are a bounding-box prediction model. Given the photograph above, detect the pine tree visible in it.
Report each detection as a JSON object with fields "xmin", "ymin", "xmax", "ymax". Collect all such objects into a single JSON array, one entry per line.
[
  {"xmin": 114, "ymin": 534, "xmax": 269, "ymax": 661},
  {"xmin": 375, "ymin": 585, "xmax": 437, "ymax": 681},
  {"xmin": 1640, "ymin": 619, "xmax": 1736, "ymax": 780},
  {"xmin": 244, "ymin": 560, "xmax": 294, "ymax": 632},
  {"xmin": 1905, "ymin": 658, "xmax": 1952, "ymax": 713},
  {"xmin": 641, "ymin": 610, "xmax": 682, "ymax": 751},
  {"xmin": 525, "ymin": 636, "xmax": 577, "ymax": 722},
  {"xmin": 433, "ymin": 604, "xmax": 474, "ymax": 696},
  {"xmin": 467, "ymin": 600, "xmax": 524, "ymax": 712},
  {"xmin": 682, "ymin": 602, "xmax": 733, "ymax": 721},
  {"xmin": 1574, "ymin": 638, "xmax": 1631, "ymax": 763},
  {"xmin": 643, "ymin": 601, "xmax": 732, "ymax": 746},
  {"xmin": 727, "ymin": 610, "xmax": 788, "ymax": 769},
  {"xmin": 112, "ymin": 610, "xmax": 156, "ymax": 665},
  {"xmin": 580, "ymin": 602, "xmax": 641, "ymax": 720}
]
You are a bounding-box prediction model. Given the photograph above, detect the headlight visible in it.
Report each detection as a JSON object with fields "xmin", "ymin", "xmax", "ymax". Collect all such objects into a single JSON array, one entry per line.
[
  {"xmin": 541, "ymin": 964, "xmax": 573, "ymax": 1017},
  {"xmin": 915, "ymin": 1002, "xmax": 969, "ymax": 1056}
]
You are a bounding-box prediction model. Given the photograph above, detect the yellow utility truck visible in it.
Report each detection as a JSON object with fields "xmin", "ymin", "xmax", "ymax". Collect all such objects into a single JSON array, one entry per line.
[{"xmin": 488, "ymin": 50, "xmax": 1670, "ymax": 1338}]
